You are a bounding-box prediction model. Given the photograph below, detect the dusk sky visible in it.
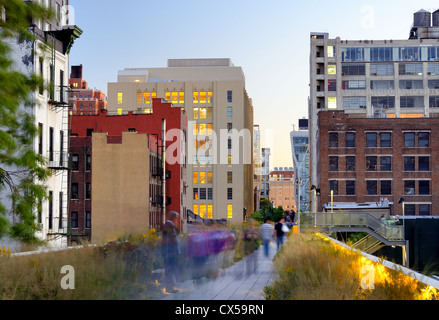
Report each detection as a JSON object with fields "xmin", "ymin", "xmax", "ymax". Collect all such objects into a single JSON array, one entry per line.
[{"xmin": 70, "ymin": 0, "xmax": 439, "ymax": 168}]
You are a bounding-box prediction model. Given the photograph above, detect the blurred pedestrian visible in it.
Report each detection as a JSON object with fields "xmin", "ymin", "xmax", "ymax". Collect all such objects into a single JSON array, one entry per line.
[
  {"xmin": 274, "ymin": 217, "xmax": 286, "ymax": 251},
  {"xmin": 260, "ymin": 217, "xmax": 274, "ymax": 257},
  {"xmin": 162, "ymin": 211, "xmax": 180, "ymax": 293}
]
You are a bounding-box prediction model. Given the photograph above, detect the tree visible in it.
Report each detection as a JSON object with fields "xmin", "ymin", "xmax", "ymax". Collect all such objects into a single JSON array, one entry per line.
[{"xmin": 0, "ymin": 0, "xmax": 53, "ymax": 243}]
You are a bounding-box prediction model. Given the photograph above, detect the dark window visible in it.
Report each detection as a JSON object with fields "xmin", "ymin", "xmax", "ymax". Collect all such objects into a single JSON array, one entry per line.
[
  {"xmin": 38, "ymin": 123, "xmax": 43, "ymax": 155},
  {"xmin": 418, "ymin": 157, "xmax": 430, "ymax": 171},
  {"xmin": 371, "ymin": 96, "xmax": 395, "ymax": 109},
  {"xmin": 404, "ymin": 181, "xmax": 415, "ymax": 195},
  {"xmin": 72, "ymin": 154, "xmax": 79, "ymax": 171},
  {"xmin": 227, "ymin": 91, "xmax": 233, "ymax": 103},
  {"xmin": 342, "ymin": 64, "xmax": 366, "ymax": 75},
  {"xmin": 59, "ymin": 192, "xmax": 63, "ymax": 229},
  {"xmin": 419, "ymin": 204, "xmax": 431, "ymax": 216},
  {"xmin": 366, "ymin": 156, "xmax": 377, "ymax": 171},
  {"xmin": 346, "ymin": 132, "xmax": 355, "ymax": 147},
  {"xmin": 328, "ymin": 80, "xmax": 337, "ymax": 91},
  {"xmin": 346, "ymin": 181, "xmax": 355, "ymax": 195},
  {"xmin": 86, "ymin": 212, "xmax": 91, "ymax": 228},
  {"xmin": 71, "ymin": 183, "xmax": 79, "ymax": 200},
  {"xmin": 404, "ymin": 157, "xmax": 415, "ymax": 171},
  {"xmin": 367, "ymin": 181, "xmax": 377, "ymax": 195},
  {"xmin": 49, "ymin": 127, "xmax": 54, "ymax": 161},
  {"xmin": 208, "ymin": 188, "xmax": 213, "ymax": 200},
  {"xmin": 404, "ymin": 132, "xmax": 415, "ymax": 147},
  {"xmin": 86, "ymin": 129, "xmax": 94, "ymax": 137},
  {"xmin": 366, "ymin": 133, "xmax": 377, "ymax": 147},
  {"xmin": 329, "ymin": 156, "xmax": 338, "ymax": 171},
  {"xmin": 329, "ymin": 180, "xmax": 339, "ymax": 195},
  {"xmin": 227, "ymin": 188, "xmax": 233, "ymax": 200},
  {"xmin": 405, "ymin": 204, "xmax": 416, "ymax": 216},
  {"xmin": 329, "ymin": 133, "xmax": 338, "ymax": 147},
  {"xmin": 418, "ymin": 132, "xmax": 430, "ymax": 147},
  {"xmin": 71, "ymin": 212, "xmax": 78, "ymax": 229},
  {"xmin": 380, "ymin": 132, "xmax": 392, "ymax": 147},
  {"xmin": 48, "ymin": 191, "xmax": 53, "ymax": 230},
  {"xmin": 346, "ymin": 156, "xmax": 356, "ymax": 171},
  {"xmin": 200, "ymin": 188, "xmax": 206, "ymax": 200},
  {"xmin": 86, "ymin": 154, "xmax": 91, "ymax": 171},
  {"xmin": 85, "ymin": 183, "xmax": 91, "ymax": 200},
  {"xmin": 380, "ymin": 157, "xmax": 392, "ymax": 171},
  {"xmin": 381, "ymin": 181, "xmax": 392, "ymax": 195},
  {"xmin": 419, "ymin": 181, "xmax": 430, "ymax": 195}
]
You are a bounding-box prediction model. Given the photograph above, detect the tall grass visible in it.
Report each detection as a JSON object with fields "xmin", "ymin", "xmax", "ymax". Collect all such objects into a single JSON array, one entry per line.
[{"xmin": 264, "ymin": 233, "xmax": 437, "ymax": 300}]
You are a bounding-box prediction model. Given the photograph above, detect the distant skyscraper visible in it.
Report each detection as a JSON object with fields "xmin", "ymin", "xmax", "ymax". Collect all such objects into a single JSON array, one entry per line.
[
  {"xmin": 290, "ymin": 123, "xmax": 309, "ymax": 212},
  {"xmin": 261, "ymin": 148, "xmax": 271, "ymax": 200}
]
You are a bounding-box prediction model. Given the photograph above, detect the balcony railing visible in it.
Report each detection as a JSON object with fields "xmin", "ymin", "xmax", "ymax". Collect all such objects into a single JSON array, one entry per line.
[{"xmin": 47, "ymin": 152, "xmax": 71, "ymax": 170}]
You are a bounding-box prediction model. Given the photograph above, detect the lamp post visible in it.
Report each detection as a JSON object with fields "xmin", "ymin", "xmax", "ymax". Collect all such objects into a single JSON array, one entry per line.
[{"xmin": 398, "ymin": 197, "xmax": 407, "ymax": 267}]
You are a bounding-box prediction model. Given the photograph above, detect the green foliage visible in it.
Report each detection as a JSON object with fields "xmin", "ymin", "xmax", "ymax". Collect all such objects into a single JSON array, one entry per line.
[
  {"xmin": 250, "ymin": 198, "xmax": 285, "ymax": 223},
  {"xmin": 0, "ymin": 0, "xmax": 53, "ymax": 243}
]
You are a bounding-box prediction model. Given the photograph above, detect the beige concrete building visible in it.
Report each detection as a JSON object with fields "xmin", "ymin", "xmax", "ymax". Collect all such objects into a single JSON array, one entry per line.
[
  {"xmin": 106, "ymin": 59, "xmax": 254, "ymax": 223},
  {"xmin": 309, "ymin": 10, "xmax": 439, "ymax": 212},
  {"xmin": 91, "ymin": 132, "xmax": 150, "ymax": 243}
]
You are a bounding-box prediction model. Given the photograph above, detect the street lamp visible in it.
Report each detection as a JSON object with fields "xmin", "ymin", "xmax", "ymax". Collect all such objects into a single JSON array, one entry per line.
[{"xmin": 398, "ymin": 197, "xmax": 407, "ymax": 267}]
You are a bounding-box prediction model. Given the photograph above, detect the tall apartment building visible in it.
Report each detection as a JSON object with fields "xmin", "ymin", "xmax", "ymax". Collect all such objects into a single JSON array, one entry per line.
[
  {"xmin": 69, "ymin": 65, "xmax": 107, "ymax": 115},
  {"xmin": 261, "ymin": 148, "xmax": 271, "ymax": 200},
  {"xmin": 106, "ymin": 59, "xmax": 254, "ymax": 223},
  {"xmin": 290, "ymin": 119, "xmax": 310, "ymax": 213},
  {"xmin": 309, "ymin": 9, "xmax": 439, "ymax": 212},
  {"xmin": 253, "ymin": 125, "xmax": 262, "ymax": 212},
  {"xmin": 2, "ymin": 0, "xmax": 81, "ymax": 248}
]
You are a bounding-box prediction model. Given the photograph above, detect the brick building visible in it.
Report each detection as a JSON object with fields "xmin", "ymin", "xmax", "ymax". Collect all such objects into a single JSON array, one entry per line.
[
  {"xmin": 318, "ymin": 110, "xmax": 439, "ymax": 216},
  {"xmin": 69, "ymin": 65, "xmax": 107, "ymax": 115},
  {"xmin": 268, "ymin": 168, "xmax": 296, "ymax": 212},
  {"xmin": 69, "ymin": 98, "xmax": 187, "ymax": 244}
]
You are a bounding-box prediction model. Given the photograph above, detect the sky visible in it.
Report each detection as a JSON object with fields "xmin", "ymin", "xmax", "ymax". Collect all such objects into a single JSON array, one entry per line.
[{"xmin": 69, "ymin": 0, "xmax": 439, "ymax": 169}]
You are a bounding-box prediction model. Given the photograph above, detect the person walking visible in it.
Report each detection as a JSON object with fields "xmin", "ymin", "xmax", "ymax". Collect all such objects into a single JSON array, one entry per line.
[
  {"xmin": 260, "ymin": 218, "xmax": 274, "ymax": 257},
  {"xmin": 274, "ymin": 217, "xmax": 286, "ymax": 251},
  {"xmin": 162, "ymin": 211, "xmax": 180, "ymax": 293}
]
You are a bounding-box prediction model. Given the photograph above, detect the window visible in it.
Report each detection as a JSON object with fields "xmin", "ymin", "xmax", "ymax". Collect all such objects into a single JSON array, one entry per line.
[
  {"xmin": 429, "ymin": 80, "xmax": 439, "ymax": 90},
  {"xmin": 404, "ymin": 156, "xmax": 415, "ymax": 171},
  {"xmin": 49, "ymin": 127, "xmax": 54, "ymax": 161},
  {"xmin": 86, "ymin": 212, "xmax": 91, "ymax": 229},
  {"xmin": 193, "ymin": 172, "xmax": 198, "ymax": 184},
  {"xmin": 346, "ymin": 156, "xmax": 356, "ymax": 171},
  {"xmin": 227, "ymin": 91, "xmax": 233, "ymax": 103},
  {"xmin": 329, "ymin": 133, "xmax": 338, "ymax": 147},
  {"xmin": 371, "ymin": 96, "xmax": 395, "ymax": 109},
  {"xmin": 404, "ymin": 132, "xmax": 415, "ymax": 147},
  {"xmin": 418, "ymin": 157, "xmax": 430, "ymax": 171},
  {"xmin": 341, "ymin": 49, "xmax": 364, "ymax": 62},
  {"xmin": 366, "ymin": 156, "xmax": 377, "ymax": 171},
  {"xmin": 193, "ymin": 204, "xmax": 199, "ymax": 216},
  {"xmin": 328, "ymin": 97, "xmax": 337, "ymax": 109},
  {"xmin": 366, "ymin": 133, "xmax": 377, "ymax": 147},
  {"xmin": 381, "ymin": 181, "xmax": 392, "ymax": 195},
  {"xmin": 200, "ymin": 188, "xmax": 207, "ymax": 200},
  {"xmin": 327, "ymin": 64, "xmax": 336, "ymax": 75},
  {"xmin": 342, "ymin": 64, "xmax": 365, "ymax": 75},
  {"xmin": 86, "ymin": 155, "xmax": 91, "ymax": 171},
  {"xmin": 419, "ymin": 204, "xmax": 431, "ymax": 216},
  {"xmin": 380, "ymin": 157, "xmax": 392, "ymax": 171},
  {"xmin": 400, "ymin": 80, "xmax": 423, "ymax": 90},
  {"xmin": 400, "ymin": 96, "xmax": 424, "ymax": 108},
  {"xmin": 329, "ymin": 180, "xmax": 339, "ymax": 195},
  {"xmin": 193, "ymin": 188, "xmax": 199, "ymax": 200},
  {"xmin": 193, "ymin": 91, "xmax": 199, "ymax": 104},
  {"xmin": 404, "ymin": 180, "xmax": 415, "ymax": 195},
  {"xmin": 71, "ymin": 183, "xmax": 79, "ymax": 200},
  {"xmin": 370, "ymin": 64, "xmax": 393, "ymax": 76},
  {"xmin": 227, "ymin": 107, "xmax": 233, "ymax": 119},
  {"xmin": 380, "ymin": 132, "xmax": 392, "ymax": 147},
  {"xmin": 227, "ymin": 123, "xmax": 233, "ymax": 133},
  {"xmin": 405, "ymin": 204, "xmax": 416, "ymax": 216},
  {"xmin": 207, "ymin": 205, "xmax": 213, "ymax": 219},
  {"xmin": 399, "ymin": 47, "xmax": 421, "ymax": 61},
  {"xmin": 366, "ymin": 181, "xmax": 377, "ymax": 195},
  {"xmin": 418, "ymin": 132, "xmax": 430, "ymax": 147},
  {"xmin": 419, "ymin": 181, "xmax": 430, "ymax": 195},
  {"xmin": 71, "ymin": 212, "xmax": 78, "ymax": 229},
  {"xmin": 86, "ymin": 129, "xmax": 93, "ymax": 137},
  {"xmin": 370, "ymin": 80, "xmax": 394, "ymax": 90},
  {"xmin": 343, "ymin": 97, "xmax": 366, "ymax": 109},
  {"xmin": 370, "ymin": 47, "xmax": 393, "ymax": 61},
  {"xmin": 227, "ymin": 204, "xmax": 233, "ymax": 219},
  {"xmin": 137, "ymin": 92, "xmax": 143, "ymax": 104},
  {"xmin": 327, "ymin": 46, "xmax": 335, "ymax": 58},
  {"xmin": 199, "ymin": 172, "xmax": 206, "ymax": 184},
  {"xmin": 342, "ymin": 80, "xmax": 366, "ymax": 90},
  {"xmin": 346, "ymin": 181, "xmax": 355, "ymax": 195},
  {"xmin": 430, "ymin": 96, "xmax": 439, "ymax": 108},
  {"xmin": 208, "ymin": 188, "xmax": 213, "ymax": 200},
  {"xmin": 428, "ymin": 63, "xmax": 439, "ymax": 75},
  {"xmin": 399, "ymin": 63, "xmax": 423, "ymax": 75},
  {"xmin": 117, "ymin": 92, "xmax": 123, "ymax": 104},
  {"xmin": 207, "ymin": 172, "xmax": 213, "ymax": 184},
  {"xmin": 227, "ymin": 188, "xmax": 233, "ymax": 200},
  {"xmin": 72, "ymin": 155, "xmax": 79, "ymax": 171},
  {"xmin": 227, "ymin": 172, "xmax": 233, "ymax": 184},
  {"xmin": 329, "ymin": 156, "xmax": 338, "ymax": 171},
  {"xmin": 38, "ymin": 123, "xmax": 43, "ymax": 155},
  {"xmin": 346, "ymin": 132, "xmax": 355, "ymax": 147},
  {"xmin": 328, "ymin": 80, "xmax": 337, "ymax": 91},
  {"xmin": 85, "ymin": 183, "xmax": 91, "ymax": 200}
]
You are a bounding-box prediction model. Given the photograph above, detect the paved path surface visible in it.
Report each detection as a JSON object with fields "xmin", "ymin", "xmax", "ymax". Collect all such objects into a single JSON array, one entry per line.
[{"xmin": 161, "ymin": 242, "xmax": 279, "ymax": 300}]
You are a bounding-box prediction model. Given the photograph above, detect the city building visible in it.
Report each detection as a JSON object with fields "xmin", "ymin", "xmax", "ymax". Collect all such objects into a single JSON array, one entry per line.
[
  {"xmin": 69, "ymin": 64, "xmax": 107, "ymax": 115},
  {"xmin": 253, "ymin": 125, "xmax": 262, "ymax": 212},
  {"xmin": 2, "ymin": 0, "xmax": 81, "ymax": 248},
  {"xmin": 261, "ymin": 148, "xmax": 271, "ymax": 200},
  {"xmin": 69, "ymin": 98, "xmax": 187, "ymax": 243},
  {"xmin": 290, "ymin": 119, "xmax": 310, "ymax": 212},
  {"xmin": 269, "ymin": 168, "xmax": 296, "ymax": 212},
  {"xmin": 106, "ymin": 58, "xmax": 254, "ymax": 223},
  {"xmin": 309, "ymin": 9, "xmax": 439, "ymax": 212},
  {"xmin": 318, "ymin": 110, "xmax": 439, "ymax": 216}
]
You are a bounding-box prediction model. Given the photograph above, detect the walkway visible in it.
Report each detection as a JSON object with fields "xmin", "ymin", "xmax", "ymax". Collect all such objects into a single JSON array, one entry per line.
[{"xmin": 160, "ymin": 242, "xmax": 279, "ymax": 300}]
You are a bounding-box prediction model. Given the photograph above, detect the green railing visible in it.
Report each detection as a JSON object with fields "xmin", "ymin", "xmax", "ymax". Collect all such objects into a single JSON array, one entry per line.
[{"xmin": 299, "ymin": 212, "xmax": 404, "ymax": 242}]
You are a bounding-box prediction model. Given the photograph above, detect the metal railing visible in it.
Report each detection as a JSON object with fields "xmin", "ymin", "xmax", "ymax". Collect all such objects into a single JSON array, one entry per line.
[{"xmin": 300, "ymin": 212, "xmax": 404, "ymax": 241}]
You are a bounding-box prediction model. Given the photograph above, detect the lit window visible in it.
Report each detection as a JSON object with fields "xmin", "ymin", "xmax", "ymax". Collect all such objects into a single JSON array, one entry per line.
[
  {"xmin": 179, "ymin": 91, "xmax": 185, "ymax": 104},
  {"xmin": 117, "ymin": 92, "xmax": 123, "ymax": 104},
  {"xmin": 200, "ymin": 205, "xmax": 207, "ymax": 219},
  {"xmin": 200, "ymin": 91, "xmax": 207, "ymax": 104},
  {"xmin": 151, "ymin": 91, "xmax": 157, "ymax": 101},
  {"xmin": 193, "ymin": 188, "xmax": 199, "ymax": 200},
  {"xmin": 199, "ymin": 172, "xmax": 206, "ymax": 184},
  {"xmin": 193, "ymin": 172, "xmax": 199, "ymax": 184},
  {"xmin": 199, "ymin": 107, "xmax": 207, "ymax": 119},
  {"xmin": 144, "ymin": 92, "xmax": 151, "ymax": 104},
  {"xmin": 193, "ymin": 107, "xmax": 199, "ymax": 120},
  {"xmin": 327, "ymin": 46, "xmax": 335, "ymax": 58},
  {"xmin": 199, "ymin": 124, "xmax": 207, "ymax": 135},
  {"xmin": 137, "ymin": 92, "xmax": 143, "ymax": 104},
  {"xmin": 228, "ymin": 155, "xmax": 232, "ymax": 166},
  {"xmin": 208, "ymin": 205, "xmax": 213, "ymax": 219},
  {"xmin": 328, "ymin": 97, "xmax": 337, "ymax": 109},
  {"xmin": 193, "ymin": 92, "xmax": 199, "ymax": 104},
  {"xmin": 193, "ymin": 204, "xmax": 199, "ymax": 216},
  {"xmin": 193, "ymin": 123, "xmax": 198, "ymax": 136},
  {"xmin": 208, "ymin": 91, "xmax": 213, "ymax": 103},
  {"xmin": 207, "ymin": 172, "xmax": 213, "ymax": 183},
  {"xmin": 165, "ymin": 92, "xmax": 171, "ymax": 102},
  {"xmin": 227, "ymin": 172, "xmax": 233, "ymax": 184},
  {"xmin": 117, "ymin": 108, "xmax": 123, "ymax": 115},
  {"xmin": 207, "ymin": 107, "xmax": 213, "ymax": 119},
  {"xmin": 207, "ymin": 123, "xmax": 213, "ymax": 136},
  {"xmin": 227, "ymin": 204, "xmax": 233, "ymax": 219},
  {"xmin": 172, "ymin": 92, "xmax": 178, "ymax": 103},
  {"xmin": 328, "ymin": 64, "xmax": 336, "ymax": 75}
]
